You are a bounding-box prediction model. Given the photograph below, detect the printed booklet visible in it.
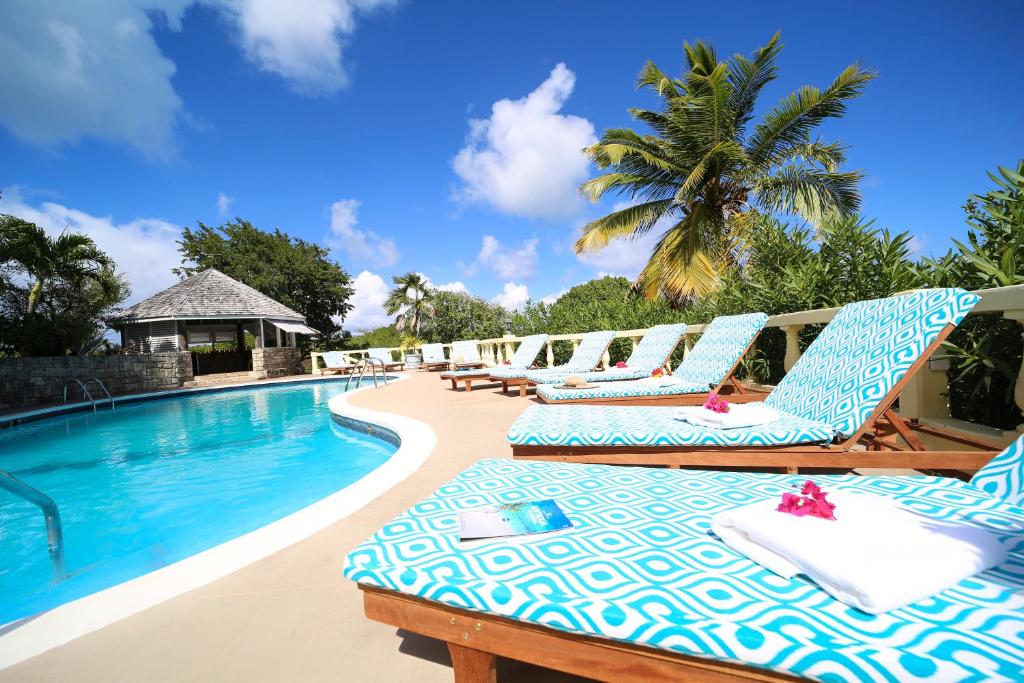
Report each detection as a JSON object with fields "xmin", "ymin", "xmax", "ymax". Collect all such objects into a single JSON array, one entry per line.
[{"xmin": 458, "ymin": 499, "xmax": 573, "ymax": 541}]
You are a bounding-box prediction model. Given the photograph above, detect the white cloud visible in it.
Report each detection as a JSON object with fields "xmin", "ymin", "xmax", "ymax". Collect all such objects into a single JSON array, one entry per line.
[
  {"xmin": 452, "ymin": 63, "xmax": 596, "ymax": 219},
  {"xmin": 540, "ymin": 289, "xmax": 566, "ymax": 306},
  {"xmin": 341, "ymin": 270, "xmax": 391, "ymax": 332},
  {"xmin": 215, "ymin": 0, "xmax": 396, "ymax": 94},
  {"xmin": 0, "ymin": 1, "xmax": 392, "ymax": 159},
  {"xmin": 2, "ymin": 189, "xmax": 182, "ymax": 305},
  {"xmin": 475, "ymin": 235, "xmax": 539, "ymax": 279},
  {"xmin": 328, "ymin": 199, "xmax": 399, "ymax": 268},
  {"xmin": 575, "ymin": 202, "xmax": 668, "ymax": 279},
  {"xmin": 492, "ymin": 282, "xmax": 530, "ymax": 311},
  {"xmin": 435, "ymin": 281, "xmax": 468, "ymax": 293},
  {"xmin": 217, "ymin": 192, "xmax": 234, "ymax": 217},
  {"xmin": 0, "ymin": 1, "xmax": 187, "ymax": 160}
]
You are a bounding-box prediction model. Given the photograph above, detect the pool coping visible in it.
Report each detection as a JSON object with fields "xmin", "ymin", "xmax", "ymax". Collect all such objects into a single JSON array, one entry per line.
[{"xmin": 0, "ymin": 373, "xmax": 437, "ymax": 671}]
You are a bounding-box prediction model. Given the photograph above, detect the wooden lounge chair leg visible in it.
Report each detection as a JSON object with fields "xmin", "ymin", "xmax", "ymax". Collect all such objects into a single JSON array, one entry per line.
[
  {"xmin": 449, "ymin": 378, "xmax": 457, "ymax": 391},
  {"xmin": 501, "ymin": 381, "xmax": 509, "ymax": 394},
  {"xmin": 519, "ymin": 384, "xmax": 527, "ymax": 397},
  {"xmin": 464, "ymin": 379, "xmax": 473, "ymax": 392},
  {"xmin": 786, "ymin": 466, "xmax": 799, "ymax": 475},
  {"xmin": 447, "ymin": 643, "xmax": 496, "ymax": 683}
]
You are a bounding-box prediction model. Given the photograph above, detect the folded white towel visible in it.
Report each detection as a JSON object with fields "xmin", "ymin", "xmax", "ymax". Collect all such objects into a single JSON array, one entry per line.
[
  {"xmin": 636, "ymin": 376, "xmax": 684, "ymax": 387},
  {"xmin": 711, "ymin": 491, "xmax": 1007, "ymax": 613},
  {"xmin": 675, "ymin": 404, "xmax": 781, "ymax": 429}
]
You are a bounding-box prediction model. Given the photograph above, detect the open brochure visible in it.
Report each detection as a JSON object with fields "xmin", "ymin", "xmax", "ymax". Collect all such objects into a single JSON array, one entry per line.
[{"xmin": 458, "ymin": 499, "xmax": 573, "ymax": 541}]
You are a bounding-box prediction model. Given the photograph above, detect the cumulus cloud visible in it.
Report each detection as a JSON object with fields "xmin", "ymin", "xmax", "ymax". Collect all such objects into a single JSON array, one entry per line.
[
  {"xmin": 452, "ymin": 63, "xmax": 596, "ymax": 219},
  {"xmin": 341, "ymin": 270, "xmax": 391, "ymax": 332},
  {"xmin": 215, "ymin": 0, "xmax": 396, "ymax": 94},
  {"xmin": 472, "ymin": 235, "xmax": 539, "ymax": 279},
  {"xmin": 0, "ymin": 1, "xmax": 392, "ymax": 159},
  {"xmin": 217, "ymin": 192, "xmax": 234, "ymax": 216},
  {"xmin": 492, "ymin": 282, "xmax": 530, "ymax": 311},
  {"xmin": 2, "ymin": 189, "xmax": 182, "ymax": 305},
  {"xmin": 328, "ymin": 199, "xmax": 399, "ymax": 268},
  {"xmin": 435, "ymin": 280, "xmax": 468, "ymax": 293},
  {"xmin": 575, "ymin": 202, "xmax": 668, "ymax": 279},
  {"xmin": 540, "ymin": 289, "xmax": 566, "ymax": 306}
]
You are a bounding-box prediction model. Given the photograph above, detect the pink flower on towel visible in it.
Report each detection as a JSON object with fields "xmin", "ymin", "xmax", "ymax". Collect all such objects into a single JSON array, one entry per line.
[
  {"xmin": 703, "ymin": 393, "xmax": 730, "ymax": 414},
  {"xmin": 615, "ymin": 361, "xmax": 628, "ymax": 368},
  {"xmin": 502, "ymin": 359, "xmax": 512, "ymax": 365},
  {"xmin": 777, "ymin": 480, "xmax": 836, "ymax": 520}
]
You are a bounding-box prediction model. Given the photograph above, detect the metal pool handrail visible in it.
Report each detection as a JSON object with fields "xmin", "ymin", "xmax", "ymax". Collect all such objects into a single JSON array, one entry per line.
[
  {"xmin": 345, "ymin": 357, "xmax": 388, "ymax": 390},
  {"xmin": 63, "ymin": 379, "xmax": 96, "ymax": 411},
  {"xmin": 85, "ymin": 377, "xmax": 115, "ymax": 410},
  {"xmin": 0, "ymin": 469, "xmax": 66, "ymax": 580}
]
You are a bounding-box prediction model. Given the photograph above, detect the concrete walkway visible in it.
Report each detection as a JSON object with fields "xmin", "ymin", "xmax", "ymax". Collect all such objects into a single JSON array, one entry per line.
[{"xmin": 2, "ymin": 371, "xmax": 588, "ymax": 683}]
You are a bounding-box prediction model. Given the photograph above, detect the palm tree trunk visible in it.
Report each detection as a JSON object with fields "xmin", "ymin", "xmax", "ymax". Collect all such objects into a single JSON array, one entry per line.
[{"xmin": 27, "ymin": 278, "xmax": 44, "ymax": 315}]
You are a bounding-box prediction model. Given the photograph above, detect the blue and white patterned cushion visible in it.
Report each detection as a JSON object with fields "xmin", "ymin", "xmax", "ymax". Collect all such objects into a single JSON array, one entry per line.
[
  {"xmin": 971, "ymin": 434, "xmax": 1024, "ymax": 507},
  {"xmin": 507, "ymin": 403, "xmax": 833, "ymax": 447},
  {"xmin": 443, "ymin": 367, "xmax": 493, "ymax": 379},
  {"xmin": 508, "ymin": 334, "xmax": 548, "ymax": 366},
  {"xmin": 561, "ymin": 330, "xmax": 617, "ymax": 371},
  {"xmin": 527, "ymin": 324, "xmax": 686, "ymax": 385},
  {"xmin": 421, "ymin": 343, "xmax": 446, "ymax": 363},
  {"xmin": 319, "ymin": 351, "xmax": 350, "ymax": 368},
  {"xmin": 764, "ymin": 288, "xmax": 979, "ymax": 438},
  {"xmin": 488, "ymin": 365, "xmax": 532, "ymax": 380},
  {"xmin": 344, "ymin": 459, "xmax": 1024, "ymax": 682},
  {"xmin": 450, "ymin": 340, "xmax": 482, "ymax": 363},
  {"xmin": 536, "ymin": 377, "xmax": 707, "ymax": 402},
  {"xmin": 673, "ymin": 313, "xmax": 767, "ymax": 387},
  {"xmin": 368, "ymin": 347, "xmax": 397, "ymax": 364}
]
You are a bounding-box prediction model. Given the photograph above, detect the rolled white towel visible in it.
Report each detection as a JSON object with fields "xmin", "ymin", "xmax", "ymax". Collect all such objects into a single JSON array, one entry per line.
[
  {"xmin": 637, "ymin": 375, "xmax": 684, "ymax": 387},
  {"xmin": 675, "ymin": 403, "xmax": 781, "ymax": 429},
  {"xmin": 711, "ymin": 491, "xmax": 1007, "ymax": 613}
]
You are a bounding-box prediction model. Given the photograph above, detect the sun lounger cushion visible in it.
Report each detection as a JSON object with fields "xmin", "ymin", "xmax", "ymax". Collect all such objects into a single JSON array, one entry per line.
[
  {"xmin": 421, "ymin": 343, "xmax": 446, "ymax": 363},
  {"xmin": 536, "ymin": 376, "xmax": 707, "ymax": 402},
  {"xmin": 319, "ymin": 351, "xmax": 350, "ymax": 368},
  {"xmin": 367, "ymin": 347, "xmax": 399, "ymax": 364},
  {"xmin": 506, "ymin": 403, "xmax": 834, "ymax": 447},
  {"xmin": 344, "ymin": 459, "xmax": 1024, "ymax": 681},
  {"xmin": 764, "ymin": 288, "xmax": 979, "ymax": 439},
  {"xmin": 442, "ymin": 367, "xmax": 492, "ymax": 379},
  {"xmin": 450, "ymin": 340, "xmax": 482, "ymax": 363},
  {"xmin": 672, "ymin": 312, "xmax": 767, "ymax": 387},
  {"xmin": 971, "ymin": 433, "xmax": 1024, "ymax": 507}
]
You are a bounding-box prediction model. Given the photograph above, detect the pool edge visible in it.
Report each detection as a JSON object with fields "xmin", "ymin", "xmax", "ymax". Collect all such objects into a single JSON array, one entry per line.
[{"xmin": 0, "ymin": 373, "xmax": 437, "ymax": 671}]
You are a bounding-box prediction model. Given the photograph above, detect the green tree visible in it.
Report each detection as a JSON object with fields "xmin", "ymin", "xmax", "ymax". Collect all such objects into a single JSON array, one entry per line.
[
  {"xmin": 423, "ymin": 290, "xmax": 506, "ymax": 343},
  {"xmin": 1, "ymin": 215, "xmax": 115, "ymax": 314},
  {"xmin": 176, "ymin": 219, "xmax": 353, "ymax": 341},
  {"xmin": 384, "ymin": 272, "xmax": 435, "ymax": 336},
  {"xmin": 343, "ymin": 326, "xmax": 402, "ymax": 350},
  {"xmin": 576, "ymin": 34, "xmax": 875, "ymax": 301}
]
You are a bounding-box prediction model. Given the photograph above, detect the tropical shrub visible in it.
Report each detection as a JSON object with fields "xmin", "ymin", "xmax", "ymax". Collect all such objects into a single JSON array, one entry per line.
[{"xmin": 423, "ymin": 290, "xmax": 506, "ymax": 344}]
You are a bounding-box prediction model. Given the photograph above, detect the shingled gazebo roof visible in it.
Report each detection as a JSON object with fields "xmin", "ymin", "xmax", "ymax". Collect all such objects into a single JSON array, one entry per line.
[{"xmin": 110, "ymin": 269, "xmax": 306, "ymax": 323}]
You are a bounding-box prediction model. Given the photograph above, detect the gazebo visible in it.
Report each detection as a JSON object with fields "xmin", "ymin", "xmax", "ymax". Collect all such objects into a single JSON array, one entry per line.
[{"xmin": 108, "ymin": 269, "xmax": 317, "ymax": 376}]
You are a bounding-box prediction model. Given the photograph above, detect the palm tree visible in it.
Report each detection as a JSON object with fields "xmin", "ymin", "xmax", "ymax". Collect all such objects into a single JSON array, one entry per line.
[
  {"xmin": 576, "ymin": 34, "xmax": 876, "ymax": 301},
  {"xmin": 384, "ymin": 272, "xmax": 435, "ymax": 336},
  {"xmin": 1, "ymin": 215, "xmax": 114, "ymax": 314}
]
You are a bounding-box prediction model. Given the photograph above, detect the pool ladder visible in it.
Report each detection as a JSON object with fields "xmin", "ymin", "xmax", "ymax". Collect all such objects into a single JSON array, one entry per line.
[
  {"xmin": 62, "ymin": 377, "xmax": 115, "ymax": 412},
  {"xmin": 0, "ymin": 469, "xmax": 66, "ymax": 580},
  {"xmin": 345, "ymin": 357, "xmax": 388, "ymax": 390}
]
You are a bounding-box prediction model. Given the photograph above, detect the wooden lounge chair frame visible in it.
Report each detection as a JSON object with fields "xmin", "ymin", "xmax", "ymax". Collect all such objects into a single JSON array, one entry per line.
[
  {"xmin": 360, "ymin": 585, "xmax": 798, "ymax": 682},
  {"xmin": 512, "ymin": 325, "xmax": 1000, "ymax": 473},
  {"xmin": 423, "ymin": 360, "xmax": 451, "ymax": 371},
  {"xmin": 535, "ymin": 334, "xmax": 767, "ymax": 406},
  {"xmin": 445, "ymin": 366, "xmax": 537, "ymax": 392}
]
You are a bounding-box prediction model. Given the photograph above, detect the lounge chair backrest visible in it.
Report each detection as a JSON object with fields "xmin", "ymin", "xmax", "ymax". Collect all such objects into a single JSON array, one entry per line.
[
  {"xmin": 624, "ymin": 323, "xmax": 687, "ymax": 371},
  {"xmin": 673, "ymin": 313, "xmax": 768, "ymax": 388},
  {"xmin": 764, "ymin": 288, "xmax": 979, "ymax": 438},
  {"xmin": 563, "ymin": 331, "xmax": 617, "ymax": 370},
  {"xmin": 508, "ymin": 334, "xmax": 549, "ymax": 367},
  {"xmin": 450, "ymin": 340, "xmax": 481, "ymax": 362},
  {"xmin": 971, "ymin": 434, "xmax": 1024, "ymax": 507},
  {"xmin": 421, "ymin": 343, "xmax": 445, "ymax": 363},
  {"xmin": 368, "ymin": 347, "xmax": 394, "ymax": 363},
  {"xmin": 320, "ymin": 351, "xmax": 348, "ymax": 368}
]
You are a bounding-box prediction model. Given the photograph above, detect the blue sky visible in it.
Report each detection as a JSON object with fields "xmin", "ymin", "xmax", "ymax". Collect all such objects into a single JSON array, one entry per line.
[{"xmin": 2, "ymin": 1, "xmax": 1021, "ymax": 332}]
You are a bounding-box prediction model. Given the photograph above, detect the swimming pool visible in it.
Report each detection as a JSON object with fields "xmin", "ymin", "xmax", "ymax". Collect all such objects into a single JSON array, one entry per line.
[{"xmin": 0, "ymin": 380, "xmax": 397, "ymax": 625}]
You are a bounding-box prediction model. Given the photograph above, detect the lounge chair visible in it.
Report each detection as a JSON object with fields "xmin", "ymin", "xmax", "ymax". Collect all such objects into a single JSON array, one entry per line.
[
  {"xmin": 367, "ymin": 347, "xmax": 405, "ymax": 372},
  {"xmin": 442, "ymin": 339, "xmax": 484, "ymax": 372},
  {"xmin": 490, "ymin": 330, "xmax": 616, "ymax": 397},
  {"xmin": 441, "ymin": 334, "xmax": 549, "ymax": 391},
  {"xmin": 317, "ymin": 351, "xmax": 355, "ymax": 375},
  {"xmin": 420, "ymin": 343, "xmax": 449, "ymax": 371},
  {"xmin": 508, "ymin": 289, "xmax": 999, "ymax": 472},
  {"xmin": 344, "ymin": 438, "xmax": 1022, "ymax": 682},
  {"xmin": 536, "ymin": 313, "xmax": 767, "ymax": 405},
  {"xmin": 523, "ymin": 323, "xmax": 687, "ymax": 387}
]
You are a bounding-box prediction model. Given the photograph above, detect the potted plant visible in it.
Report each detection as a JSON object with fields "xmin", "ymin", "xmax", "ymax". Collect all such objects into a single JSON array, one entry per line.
[{"xmin": 400, "ymin": 334, "xmax": 424, "ymax": 369}]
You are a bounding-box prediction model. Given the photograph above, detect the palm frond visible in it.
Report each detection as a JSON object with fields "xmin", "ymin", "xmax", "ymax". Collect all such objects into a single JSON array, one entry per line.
[
  {"xmin": 754, "ymin": 165, "xmax": 862, "ymax": 224},
  {"xmin": 728, "ymin": 33, "xmax": 782, "ymax": 130},
  {"xmin": 574, "ymin": 199, "xmax": 675, "ymax": 253}
]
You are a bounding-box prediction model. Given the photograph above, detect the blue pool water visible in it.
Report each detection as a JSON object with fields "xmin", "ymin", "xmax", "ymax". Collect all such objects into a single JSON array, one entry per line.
[{"xmin": 0, "ymin": 380, "xmax": 396, "ymax": 625}]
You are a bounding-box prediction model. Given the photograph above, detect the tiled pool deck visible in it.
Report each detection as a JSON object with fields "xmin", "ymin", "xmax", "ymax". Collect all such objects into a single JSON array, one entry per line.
[{"xmin": 0, "ymin": 370, "xmax": 592, "ymax": 682}]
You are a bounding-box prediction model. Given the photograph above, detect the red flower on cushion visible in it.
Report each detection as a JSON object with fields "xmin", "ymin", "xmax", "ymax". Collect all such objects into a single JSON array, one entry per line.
[
  {"xmin": 614, "ymin": 361, "xmax": 628, "ymax": 368},
  {"xmin": 502, "ymin": 359, "xmax": 512, "ymax": 365},
  {"xmin": 703, "ymin": 392, "xmax": 730, "ymax": 413},
  {"xmin": 777, "ymin": 480, "xmax": 836, "ymax": 520},
  {"xmin": 651, "ymin": 368, "xmax": 664, "ymax": 377}
]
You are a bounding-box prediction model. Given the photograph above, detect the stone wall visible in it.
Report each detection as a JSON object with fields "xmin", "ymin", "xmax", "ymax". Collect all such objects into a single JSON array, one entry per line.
[
  {"xmin": 251, "ymin": 347, "xmax": 302, "ymax": 379},
  {"xmin": 0, "ymin": 352, "xmax": 194, "ymax": 410}
]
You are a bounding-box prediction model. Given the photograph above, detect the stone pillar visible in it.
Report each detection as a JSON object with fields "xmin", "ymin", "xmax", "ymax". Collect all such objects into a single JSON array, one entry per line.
[
  {"xmin": 782, "ymin": 325, "xmax": 804, "ymax": 372},
  {"xmin": 545, "ymin": 341, "xmax": 554, "ymax": 367}
]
